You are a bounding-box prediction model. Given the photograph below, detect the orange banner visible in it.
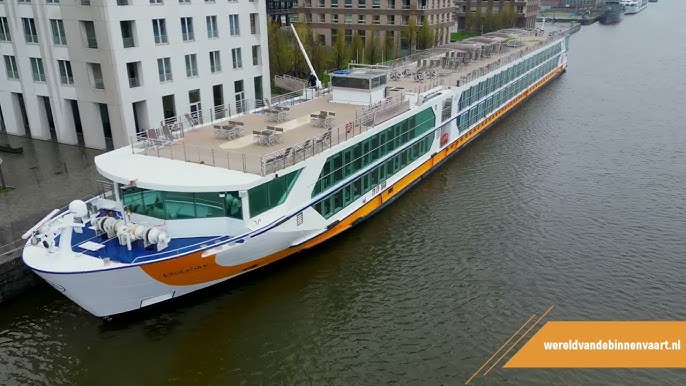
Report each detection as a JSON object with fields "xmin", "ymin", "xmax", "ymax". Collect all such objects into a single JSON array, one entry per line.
[{"xmin": 505, "ymin": 321, "xmax": 686, "ymax": 368}]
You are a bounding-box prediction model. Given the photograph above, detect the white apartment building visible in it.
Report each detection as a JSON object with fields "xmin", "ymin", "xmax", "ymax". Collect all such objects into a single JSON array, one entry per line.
[{"xmin": 0, "ymin": 0, "xmax": 271, "ymax": 150}]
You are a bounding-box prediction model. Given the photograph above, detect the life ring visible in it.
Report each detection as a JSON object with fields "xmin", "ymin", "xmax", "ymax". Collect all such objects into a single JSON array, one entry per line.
[
  {"xmin": 440, "ymin": 133, "xmax": 449, "ymax": 146},
  {"xmin": 346, "ymin": 122, "xmax": 353, "ymax": 134}
]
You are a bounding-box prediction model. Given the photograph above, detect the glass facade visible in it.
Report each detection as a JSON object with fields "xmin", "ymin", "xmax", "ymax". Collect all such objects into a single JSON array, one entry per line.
[
  {"xmin": 312, "ymin": 108, "xmax": 435, "ymax": 197},
  {"xmin": 121, "ymin": 188, "xmax": 243, "ymax": 220},
  {"xmin": 248, "ymin": 169, "xmax": 301, "ymax": 217},
  {"xmin": 313, "ymin": 134, "xmax": 434, "ymax": 219},
  {"xmin": 458, "ymin": 43, "xmax": 563, "ymax": 112}
]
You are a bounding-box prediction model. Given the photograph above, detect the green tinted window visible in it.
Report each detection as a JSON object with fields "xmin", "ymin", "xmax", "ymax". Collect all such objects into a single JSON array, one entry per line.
[
  {"xmin": 314, "ymin": 134, "xmax": 434, "ymax": 219},
  {"xmin": 121, "ymin": 188, "xmax": 242, "ymax": 220},
  {"xmin": 248, "ymin": 169, "xmax": 301, "ymax": 217},
  {"xmin": 311, "ymin": 107, "xmax": 435, "ymax": 197}
]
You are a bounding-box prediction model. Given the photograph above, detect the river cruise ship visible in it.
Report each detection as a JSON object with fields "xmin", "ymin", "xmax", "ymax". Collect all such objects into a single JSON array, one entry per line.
[{"xmin": 23, "ymin": 29, "xmax": 571, "ymax": 317}]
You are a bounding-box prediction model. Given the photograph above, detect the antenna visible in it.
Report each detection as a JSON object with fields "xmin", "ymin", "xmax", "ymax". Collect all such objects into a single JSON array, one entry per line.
[{"xmin": 290, "ymin": 23, "xmax": 322, "ymax": 89}]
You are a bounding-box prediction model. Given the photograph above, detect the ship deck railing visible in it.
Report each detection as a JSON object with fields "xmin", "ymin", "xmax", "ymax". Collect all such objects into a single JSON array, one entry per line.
[{"xmin": 129, "ymin": 28, "xmax": 571, "ymax": 177}]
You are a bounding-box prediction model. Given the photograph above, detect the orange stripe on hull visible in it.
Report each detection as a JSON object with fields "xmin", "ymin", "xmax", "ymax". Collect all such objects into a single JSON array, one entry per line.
[{"xmin": 140, "ymin": 65, "xmax": 565, "ymax": 286}]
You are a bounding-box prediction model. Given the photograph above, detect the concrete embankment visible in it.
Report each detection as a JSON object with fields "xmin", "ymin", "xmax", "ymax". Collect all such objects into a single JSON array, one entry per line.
[
  {"xmin": 0, "ymin": 134, "xmax": 102, "ymax": 304},
  {"xmin": 0, "ymin": 240, "xmax": 41, "ymax": 303}
]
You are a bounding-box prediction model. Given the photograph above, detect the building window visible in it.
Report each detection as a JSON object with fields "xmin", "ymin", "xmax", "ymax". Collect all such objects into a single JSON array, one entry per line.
[
  {"xmin": 252, "ymin": 45, "xmax": 260, "ymax": 66},
  {"xmin": 249, "ymin": 13, "xmax": 258, "ymax": 34},
  {"xmin": 90, "ymin": 62, "xmax": 104, "ymax": 89},
  {"xmin": 120, "ymin": 20, "xmax": 135, "ymax": 47},
  {"xmin": 206, "ymin": 15, "xmax": 218, "ymax": 39},
  {"xmin": 157, "ymin": 57, "xmax": 172, "ymax": 82},
  {"xmin": 152, "ymin": 19, "xmax": 167, "ymax": 44},
  {"xmin": 127, "ymin": 62, "xmax": 141, "ymax": 87},
  {"xmin": 82, "ymin": 20, "xmax": 98, "ymax": 48},
  {"xmin": 231, "ymin": 48, "xmax": 242, "ymax": 69},
  {"xmin": 185, "ymin": 54, "xmax": 198, "ymax": 77},
  {"xmin": 30, "ymin": 58, "xmax": 46, "ymax": 82},
  {"xmin": 209, "ymin": 50, "xmax": 221, "ymax": 73},
  {"xmin": 180, "ymin": 17, "xmax": 194, "ymax": 41},
  {"xmin": 229, "ymin": 14, "xmax": 239, "ymax": 36},
  {"xmin": 22, "ymin": 18, "xmax": 38, "ymax": 44},
  {"xmin": 0, "ymin": 17, "xmax": 12, "ymax": 42},
  {"xmin": 4, "ymin": 55, "xmax": 19, "ymax": 79},
  {"xmin": 58, "ymin": 60, "xmax": 74, "ymax": 85},
  {"xmin": 150, "ymin": 0, "xmax": 163, "ymax": 4}
]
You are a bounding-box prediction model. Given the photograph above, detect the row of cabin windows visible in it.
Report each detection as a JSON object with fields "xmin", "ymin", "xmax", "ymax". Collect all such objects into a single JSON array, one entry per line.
[
  {"xmin": 458, "ymin": 43, "xmax": 563, "ymax": 111},
  {"xmin": 457, "ymin": 57, "xmax": 560, "ymax": 133},
  {"xmin": 313, "ymin": 134, "xmax": 434, "ymax": 219},
  {"xmin": 121, "ymin": 188, "xmax": 242, "ymax": 220},
  {"xmin": 247, "ymin": 169, "xmax": 301, "ymax": 217},
  {"xmin": 311, "ymin": 108, "xmax": 435, "ymax": 197}
]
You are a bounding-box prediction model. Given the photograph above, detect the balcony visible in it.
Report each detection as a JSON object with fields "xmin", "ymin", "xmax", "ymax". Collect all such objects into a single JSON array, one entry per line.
[
  {"xmin": 87, "ymin": 37, "xmax": 98, "ymax": 48},
  {"xmin": 61, "ymin": 76, "xmax": 74, "ymax": 85},
  {"xmin": 122, "ymin": 37, "xmax": 135, "ymax": 48},
  {"xmin": 129, "ymin": 77, "xmax": 140, "ymax": 88},
  {"xmin": 94, "ymin": 78, "xmax": 105, "ymax": 89}
]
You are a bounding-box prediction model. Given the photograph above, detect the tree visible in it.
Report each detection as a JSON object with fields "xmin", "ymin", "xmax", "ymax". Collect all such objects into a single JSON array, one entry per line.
[
  {"xmin": 500, "ymin": 4, "xmax": 517, "ymax": 29},
  {"xmin": 350, "ymin": 31, "xmax": 364, "ymax": 63},
  {"xmin": 292, "ymin": 22, "xmax": 315, "ymax": 78},
  {"xmin": 401, "ymin": 16, "xmax": 418, "ymax": 54},
  {"xmin": 416, "ymin": 20, "xmax": 434, "ymax": 50},
  {"xmin": 331, "ymin": 28, "xmax": 350, "ymax": 70},
  {"xmin": 365, "ymin": 34, "xmax": 382, "ymax": 64},
  {"xmin": 268, "ymin": 21, "xmax": 293, "ymax": 78},
  {"xmin": 384, "ymin": 32, "xmax": 397, "ymax": 61}
]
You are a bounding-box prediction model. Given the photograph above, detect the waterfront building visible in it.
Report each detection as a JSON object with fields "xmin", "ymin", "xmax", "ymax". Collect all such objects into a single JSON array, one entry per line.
[
  {"xmin": 0, "ymin": 0, "xmax": 270, "ymax": 150},
  {"xmin": 294, "ymin": 0, "xmax": 454, "ymax": 49},
  {"xmin": 267, "ymin": 0, "xmax": 297, "ymax": 25},
  {"xmin": 455, "ymin": 0, "xmax": 540, "ymax": 32}
]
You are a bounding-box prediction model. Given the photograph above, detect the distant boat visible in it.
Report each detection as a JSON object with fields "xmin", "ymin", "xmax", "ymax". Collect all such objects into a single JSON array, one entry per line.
[
  {"xmin": 599, "ymin": 1, "xmax": 626, "ymax": 25},
  {"xmin": 621, "ymin": 0, "xmax": 648, "ymax": 14}
]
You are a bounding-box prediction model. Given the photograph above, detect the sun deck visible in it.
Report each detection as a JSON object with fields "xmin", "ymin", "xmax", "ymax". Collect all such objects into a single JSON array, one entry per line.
[{"xmin": 131, "ymin": 28, "xmax": 566, "ymax": 177}]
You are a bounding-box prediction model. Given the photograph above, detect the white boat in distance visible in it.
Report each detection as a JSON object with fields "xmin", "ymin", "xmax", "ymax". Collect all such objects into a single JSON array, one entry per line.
[
  {"xmin": 622, "ymin": 0, "xmax": 648, "ymax": 14},
  {"xmin": 23, "ymin": 28, "xmax": 572, "ymax": 318}
]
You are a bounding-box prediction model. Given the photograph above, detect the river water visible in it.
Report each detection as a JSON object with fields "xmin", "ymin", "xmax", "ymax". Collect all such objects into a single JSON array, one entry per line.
[{"xmin": 2, "ymin": 2, "xmax": 686, "ymax": 384}]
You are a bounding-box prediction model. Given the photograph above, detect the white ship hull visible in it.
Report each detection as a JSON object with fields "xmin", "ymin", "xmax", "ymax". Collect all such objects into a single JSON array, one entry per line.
[
  {"xmin": 624, "ymin": 0, "xmax": 648, "ymax": 14},
  {"xmin": 23, "ymin": 32, "xmax": 571, "ymax": 318}
]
